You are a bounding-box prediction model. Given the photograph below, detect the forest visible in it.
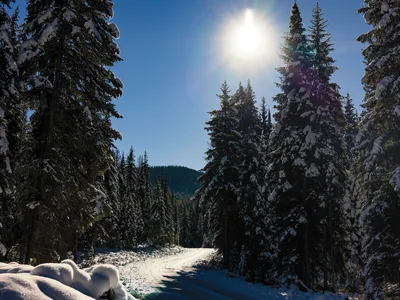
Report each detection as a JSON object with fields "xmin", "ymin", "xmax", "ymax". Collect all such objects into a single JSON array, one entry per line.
[
  {"xmin": 0, "ymin": 0, "xmax": 399, "ymax": 299},
  {"xmin": 194, "ymin": 2, "xmax": 400, "ymax": 299}
]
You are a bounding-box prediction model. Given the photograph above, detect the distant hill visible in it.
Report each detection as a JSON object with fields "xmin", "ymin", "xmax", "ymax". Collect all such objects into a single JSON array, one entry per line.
[{"xmin": 150, "ymin": 166, "xmax": 203, "ymax": 200}]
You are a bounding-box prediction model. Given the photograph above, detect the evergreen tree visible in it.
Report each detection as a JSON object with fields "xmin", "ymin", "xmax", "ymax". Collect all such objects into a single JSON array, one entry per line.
[
  {"xmin": 343, "ymin": 93, "xmax": 358, "ymax": 162},
  {"xmin": 195, "ymin": 81, "xmax": 240, "ymax": 267},
  {"xmin": 179, "ymin": 203, "xmax": 190, "ymax": 247},
  {"xmin": 161, "ymin": 177, "xmax": 174, "ymax": 245},
  {"xmin": 0, "ymin": 0, "xmax": 21, "ymax": 258},
  {"xmin": 150, "ymin": 178, "xmax": 166, "ymax": 245},
  {"xmin": 17, "ymin": 0, "xmax": 122, "ymax": 263},
  {"xmin": 102, "ymin": 149, "xmax": 120, "ymax": 247},
  {"xmin": 235, "ymin": 81, "xmax": 268, "ymax": 280},
  {"xmin": 137, "ymin": 151, "xmax": 152, "ymax": 243},
  {"xmin": 268, "ymin": 2, "xmax": 315, "ymax": 287},
  {"xmin": 268, "ymin": 2, "xmax": 347, "ymax": 289},
  {"xmin": 117, "ymin": 152, "xmax": 126, "ymax": 245},
  {"xmin": 173, "ymin": 193, "xmax": 179, "ymax": 245},
  {"xmin": 309, "ymin": 1, "xmax": 347, "ymax": 290},
  {"xmin": 260, "ymin": 97, "xmax": 272, "ymax": 136},
  {"xmin": 356, "ymin": 1, "xmax": 400, "ymax": 298},
  {"xmin": 120, "ymin": 147, "xmax": 138, "ymax": 247}
]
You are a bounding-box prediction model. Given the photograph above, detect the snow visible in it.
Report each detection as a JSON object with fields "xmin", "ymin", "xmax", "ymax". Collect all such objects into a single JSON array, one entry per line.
[
  {"xmin": 381, "ymin": 2, "xmax": 389, "ymax": 13},
  {"xmin": 38, "ymin": 18, "xmax": 58, "ymax": 45},
  {"xmin": 83, "ymin": 106, "xmax": 93, "ymax": 121},
  {"xmin": 0, "ymin": 243, "xmax": 6, "ymax": 256},
  {"xmin": 394, "ymin": 106, "xmax": 400, "ymax": 116},
  {"xmin": 390, "ymin": 167, "xmax": 400, "ymax": 191},
  {"xmin": 62, "ymin": 10, "xmax": 76, "ymax": 22},
  {"xmin": 0, "ymin": 247, "xmax": 353, "ymax": 300},
  {"xmin": 303, "ymin": 126, "xmax": 316, "ymax": 146},
  {"xmin": 101, "ymin": 247, "xmax": 348, "ymax": 300},
  {"xmin": 85, "ymin": 20, "xmax": 102, "ymax": 41},
  {"xmin": 0, "ymin": 273, "xmax": 95, "ymax": 300},
  {"xmin": 0, "ymin": 260, "xmax": 135, "ymax": 300},
  {"xmin": 37, "ymin": 9, "xmax": 54, "ymax": 25},
  {"xmin": 306, "ymin": 164, "xmax": 320, "ymax": 177},
  {"xmin": 109, "ymin": 22, "xmax": 120, "ymax": 39}
]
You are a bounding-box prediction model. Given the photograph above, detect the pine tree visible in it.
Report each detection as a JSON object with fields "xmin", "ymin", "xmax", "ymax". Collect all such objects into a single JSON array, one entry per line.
[
  {"xmin": 102, "ymin": 149, "xmax": 120, "ymax": 247},
  {"xmin": 0, "ymin": 0, "xmax": 21, "ymax": 258},
  {"xmin": 268, "ymin": 2, "xmax": 315, "ymax": 287},
  {"xmin": 120, "ymin": 147, "xmax": 138, "ymax": 247},
  {"xmin": 179, "ymin": 203, "xmax": 190, "ymax": 247},
  {"xmin": 150, "ymin": 178, "xmax": 167, "ymax": 245},
  {"xmin": 309, "ymin": 1, "xmax": 348, "ymax": 290},
  {"xmin": 161, "ymin": 177, "xmax": 174, "ymax": 245},
  {"xmin": 356, "ymin": 1, "xmax": 400, "ymax": 298},
  {"xmin": 343, "ymin": 93, "xmax": 358, "ymax": 163},
  {"xmin": 137, "ymin": 151, "xmax": 152, "ymax": 243},
  {"xmin": 268, "ymin": 2, "xmax": 346, "ymax": 288},
  {"xmin": 234, "ymin": 81, "xmax": 268, "ymax": 280},
  {"xmin": 195, "ymin": 81, "xmax": 240, "ymax": 268},
  {"xmin": 173, "ymin": 193, "xmax": 179, "ymax": 245},
  {"xmin": 17, "ymin": 0, "xmax": 122, "ymax": 263}
]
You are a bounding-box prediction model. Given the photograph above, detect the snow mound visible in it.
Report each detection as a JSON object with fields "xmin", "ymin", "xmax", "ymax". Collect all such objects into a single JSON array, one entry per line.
[
  {"xmin": 0, "ymin": 273, "xmax": 94, "ymax": 300},
  {"xmin": 0, "ymin": 260, "xmax": 136, "ymax": 300}
]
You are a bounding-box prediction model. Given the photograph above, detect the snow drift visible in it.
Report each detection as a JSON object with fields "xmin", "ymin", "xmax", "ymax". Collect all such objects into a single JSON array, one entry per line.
[{"xmin": 0, "ymin": 260, "xmax": 135, "ymax": 300}]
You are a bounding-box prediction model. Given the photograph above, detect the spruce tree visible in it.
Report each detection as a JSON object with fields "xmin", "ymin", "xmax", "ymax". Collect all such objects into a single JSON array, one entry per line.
[
  {"xmin": 137, "ymin": 151, "xmax": 152, "ymax": 243},
  {"xmin": 356, "ymin": 1, "xmax": 400, "ymax": 298},
  {"xmin": 150, "ymin": 178, "xmax": 166, "ymax": 245},
  {"xmin": 179, "ymin": 203, "xmax": 190, "ymax": 247},
  {"xmin": 17, "ymin": 0, "xmax": 122, "ymax": 263},
  {"xmin": 120, "ymin": 147, "xmax": 138, "ymax": 247},
  {"xmin": 0, "ymin": 0, "xmax": 20, "ymax": 258},
  {"xmin": 235, "ymin": 81, "xmax": 268, "ymax": 280},
  {"xmin": 309, "ymin": 1, "xmax": 347, "ymax": 290},
  {"xmin": 343, "ymin": 93, "xmax": 358, "ymax": 163},
  {"xmin": 268, "ymin": 2, "xmax": 346, "ymax": 288},
  {"xmin": 195, "ymin": 81, "xmax": 240, "ymax": 267},
  {"xmin": 102, "ymin": 149, "xmax": 120, "ymax": 247},
  {"xmin": 268, "ymin": 2, "xmax": 315, "ymax": 287}
]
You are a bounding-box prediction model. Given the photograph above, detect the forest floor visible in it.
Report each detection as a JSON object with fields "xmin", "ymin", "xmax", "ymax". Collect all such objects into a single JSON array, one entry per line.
[{"xmin": 95, "ymin": 247, "xmax": 358, "ymax": 300}]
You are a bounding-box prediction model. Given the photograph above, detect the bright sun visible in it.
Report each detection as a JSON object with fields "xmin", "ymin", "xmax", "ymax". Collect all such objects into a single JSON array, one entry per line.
[
  {"xmin": 234, "ymin": 10, "xmax": 262, "ymax": 55},
  {"xmin": 220, "ymin": 8, "xmax": 277, "ymax": 72}
]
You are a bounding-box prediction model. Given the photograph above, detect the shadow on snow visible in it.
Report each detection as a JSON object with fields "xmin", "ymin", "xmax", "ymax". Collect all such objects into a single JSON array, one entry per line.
[{"xmin": 145, "ymin": 266, "xmax": 288, "ymax": 300}]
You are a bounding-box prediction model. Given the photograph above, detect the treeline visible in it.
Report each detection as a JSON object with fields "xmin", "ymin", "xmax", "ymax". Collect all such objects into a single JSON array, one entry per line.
[
  {"xmin": 150, "ymin": 166, "xmax": 202, "ymax": 199},
  {"xmin": 0, "ymin": 0, "xmax": 205, "ymax": 265},
  {"xmin": 96, "ymin": 149, "xmax": 203, "ymax": 249},
  {"xmin": 195, "ymin": 2, "xmax": 400, "ymax": 299}
]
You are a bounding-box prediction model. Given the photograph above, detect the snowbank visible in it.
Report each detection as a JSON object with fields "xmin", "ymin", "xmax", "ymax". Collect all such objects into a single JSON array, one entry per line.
[
  {"xmin": 90, "ymin": 245, "xmax": 186, "ymax": 267},
  {"xmin": 0, "ymin": 260, "xmax": 136, "ymax": 300}
]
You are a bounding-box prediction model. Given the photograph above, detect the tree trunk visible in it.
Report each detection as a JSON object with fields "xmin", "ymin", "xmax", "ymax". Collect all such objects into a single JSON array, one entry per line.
[
  {"xmin": 302, "ymin": 177, "xmax": 310, "ymax": 288},
  {"xmin": 223, "ymin": 208, "xmax": 229, "ymax": 268},
  {"xmin": 323, "ymin": 220, "xmax": 328, "ymax": 290}
]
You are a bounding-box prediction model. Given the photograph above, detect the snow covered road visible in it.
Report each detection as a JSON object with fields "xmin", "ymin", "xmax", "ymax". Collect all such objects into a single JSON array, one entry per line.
[
  {"xmin": 118, "ymin": 248, "xmax": 346, "ymax": 300},
  {"xmin": 118, "ymin": 248, "xmax": 215, "ymax": 296}
]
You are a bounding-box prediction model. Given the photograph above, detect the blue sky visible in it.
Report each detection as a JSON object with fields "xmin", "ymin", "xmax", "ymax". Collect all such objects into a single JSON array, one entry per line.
[{"xmin": 11, "ymin": 0, "xmax": 370, "ymax": 170}]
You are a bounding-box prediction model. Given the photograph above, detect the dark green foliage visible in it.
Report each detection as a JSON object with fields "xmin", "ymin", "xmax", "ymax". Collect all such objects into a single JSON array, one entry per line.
[
  {"xmin": 343, "ymin": 94, "xmax": 358, "ymax": 163},
  {"xmin": 14, "ymin": 0, "xmax": 123, "ymax": 263},
  {"xmin": 0, "ymin": 0, "xmax": 23, "ymax": 258},
  {"xmin": 356, "ymin": 1, "xmax": 400, "ymax": 298},
  {"xmin": 137, "ymin": 152, "xmax": 152, "ymax": 243},
  {"xmin": 150, "ymin": 166, "xmax": 202, "ymax": 200}
]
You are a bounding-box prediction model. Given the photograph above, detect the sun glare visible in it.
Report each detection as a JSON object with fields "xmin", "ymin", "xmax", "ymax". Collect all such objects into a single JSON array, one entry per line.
[
  {"xmin": 220, "ymin": 8, "xmax": 277, "ymax": 72},
  {"xmin": 234, "ymin": 10, "xmax": 262, "ymax": 54}
]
